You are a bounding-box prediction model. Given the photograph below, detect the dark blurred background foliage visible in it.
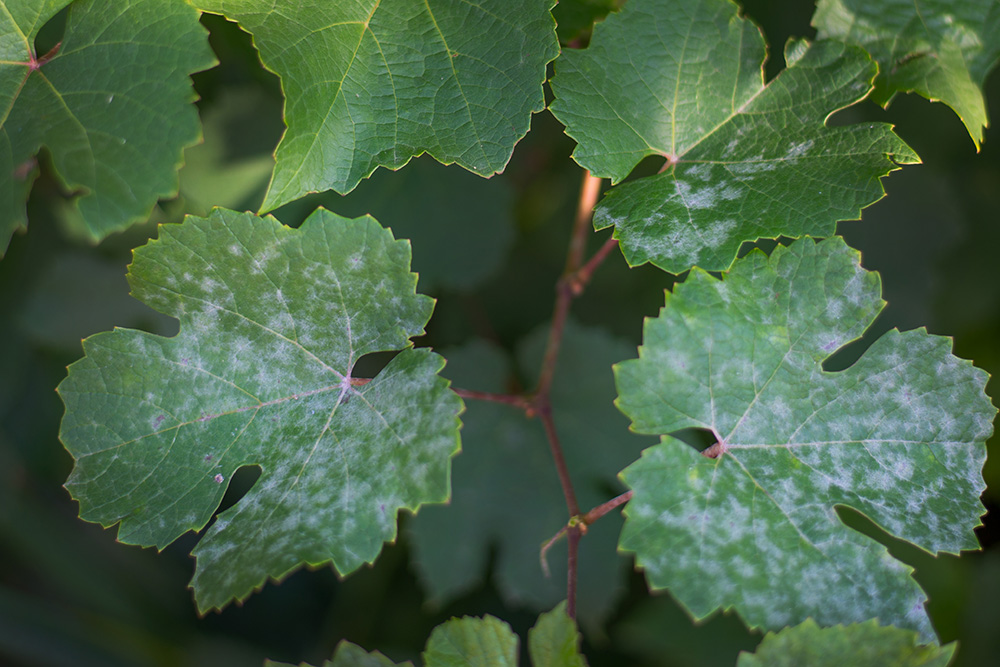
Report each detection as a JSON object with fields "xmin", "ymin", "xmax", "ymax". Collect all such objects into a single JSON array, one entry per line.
[{"xmin": 2, "ymin": 1, "xmax": 998, "ymax": 665}]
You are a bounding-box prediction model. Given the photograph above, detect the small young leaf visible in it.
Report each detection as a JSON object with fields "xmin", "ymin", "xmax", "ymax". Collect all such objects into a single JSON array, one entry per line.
[
  {"xmin": 549, "ymin": 0, "xmax": 918, "ymax": 273},
  {"xmin": 528, "ymin": 602, "xmax": 589, "ymax": 667},
  {"xmin": 0, "ymin": 0, "xmax": 215, "ymax": 252},
  {"xmin": 265, "ymin": 639, "xmax": 414, "ymax": 667},
  {"xmin": 423, "ymin": 615, "xmax": 518, "ymax": 667},
  {"xmin": 194, "ymin": 0, "xmax": 560, "ymax": 210},
  {"xmin": 614, "ymin": 237, "xmax": 994, "ymax": 637},
  {"xmin": 736, "ymin": 618, "xmax": 956, "ymax": 667},
  {"xmin": 814, "ymin": 0, "xmax": 1000, "ymax": 148},
  {"xmin": 57, "ymin": 208, "xmax": 462, "ymax": 612}
]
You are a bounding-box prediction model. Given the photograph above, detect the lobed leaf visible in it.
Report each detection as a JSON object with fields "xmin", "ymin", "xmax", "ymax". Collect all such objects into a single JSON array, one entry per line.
[
  {"xmin": 407, "ymin": 325, "xmax": 654, "ymax": 626},
  {"xmin": 58, "ymin": 208, "xmax": 462, "ymax": 612},
  {"xmin": 194, "ymin": 0, "xmax": 560, "ymax": 211},
  {"xmin": 549, "ymin": 0, "xmax": 918, "ymax": 273},
  {"xmin": 614, "ymin": 237, "xmax": 994, "ymax": 637},
  {"xmin": 0, "ymin": 0, "xmax": 215, "ymax": 252},
  {"xmin": 736, "ymin": 618, "xmax": 956, "ymax": 667},
  {"xmin": 814, "ymin": 0, "xmax": 1000, "ymax": 148}
]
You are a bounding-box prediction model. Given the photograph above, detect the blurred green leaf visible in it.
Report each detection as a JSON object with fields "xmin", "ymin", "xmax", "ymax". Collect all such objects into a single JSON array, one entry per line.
[
  {"xmin": 57, "ymin": 208, "xmax": 462, "ymax": 613},
  {"xmin": 814, "ymin": 0, "xmax": 1000, "ymax": 148},
  {"xmin": 615, "ymin": 237, "xmax": 994, "ymax": 637},
  {"xmin": 0, "ymin": 0, "xmax": 215, "ymax": 252},
  {"xmin": 265, "ymin": 639, "xmax": 413, "ymax": 667},
  {"xmin": 549, "ymin": 0, "xmax": 918, "ymax": 273},
  {"xmin": 408, "ymin": 324, "xmax": 654, "ymax": 626},
  {"xmin": 280, "ymin": 156, "xmax": 515, "ymax": 293},
  {"xmin": 736, "ymin": 618, "xmax": 955, "ymax": 666},
  {"xmin": 194, "ymin": 0, "xmax": 560, "ymax": 210}
]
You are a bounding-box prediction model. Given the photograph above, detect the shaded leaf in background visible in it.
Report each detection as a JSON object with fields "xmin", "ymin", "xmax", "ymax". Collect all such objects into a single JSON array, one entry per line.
[
  {"xmin": 422, "ymin": 615, "xmax": 518, "ymax": 667},
  {"xmin": 177, "ymin": 85, "xmax": 282, "ymax": 216},
  {"xmin": 814, "ymin": 0, "xmax": 1000, "ymax": 148},
  {"xmin": 194, "ymin": 0, "xmax": 560, "ymax": 211},
  {"xmin": 615, "ymin": 237, "xmax": 994, "ymax": 636},
  {"xmin": 549, "ymin": 0, "xmax": 918, "ymax": 273},
  {"xmin": 736, "ymin": 618, "xmax": 955, "ymax": 667},
  {"xmin": 275, "ymin": 155, "xmax": 515, "ymax": 293},
  {"xmin": 551, "ymin": 0, "xmax": 622, "ymax": 45},
  {"xmin": 0, "ymin": 0, "xmax": 215, "ymax": 252},
  {"xmin": 527, "ymin": 602, "xmax": 588, "ymax": 667},
  {"xmin": 407, "ymin": 324, "xmax": 654, "ymax": 626},
  {"xmin": 57, "ymin": 208, "xmax": 462, "ymax": 612}
]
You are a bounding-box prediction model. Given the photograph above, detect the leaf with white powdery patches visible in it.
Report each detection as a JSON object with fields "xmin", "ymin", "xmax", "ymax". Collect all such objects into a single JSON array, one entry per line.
[
  {"xmin": 195, "ymin": 0, "xmax": 560, "ymax": 210},
  {"xmin": 57, "ymin": 208, "xmax": 462, "ymax": 612},
  {"xmin": 0, "ymin": 0, "xmax": 215, "ymax": 253},
  {"xmin": 737, "ymin": 618, "xmax": 955, "ymax": 667},
  {"xmin": 549, "ymin": 0, "xmax": 918, "ymax": 273},
  {"xmin": 814, "ymin": 0, "xmax": 1000, "ymax": 149},
  {"xmin": 614, "ymin": 237, "xmax": 994, "ymax": 637}
]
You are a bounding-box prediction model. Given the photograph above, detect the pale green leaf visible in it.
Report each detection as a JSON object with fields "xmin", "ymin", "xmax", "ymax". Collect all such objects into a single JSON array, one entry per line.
[
  {"xmin": 548, "ymin": 0, "xmax": 918, "ymax": 273},
  {"xmin": 194, "ymin": 0, "xmax": 560, "ymax": 211},
  {"xmin": 737, "ymin": 618, "xmax": 956, "ymax": 667},
  {"xmin": 814, "ymin": 0, "xmax": 1000, "ymax": 148},
  {"xmin": 0, "ymin": 0, "xmax": 215, "ymax": 252},
  {"xmin": 423, "ymin": 615, "xmax": 518, "ymax": 667},
  {"xmin": 265, "ymin": 639, "xmax": 414, "ymax": 667},
  {"xmin": 407, "ymin": 324, "xmax": 654, "ymax": 626},
  {"xmin": 615, "ymin": 237, "xmax": 994, "ymax": 637},
  {"xmin": 57, "ymin": 208, "xmax": 462, "ymax": 612},
  {"xmin": 528, "ymin": 602, "xmax": 588, "ymax": 667}
]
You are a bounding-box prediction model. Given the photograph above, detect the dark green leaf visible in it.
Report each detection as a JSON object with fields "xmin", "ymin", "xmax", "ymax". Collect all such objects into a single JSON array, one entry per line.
[
  {"xmin": 549, "ymin": 0, "xmax": 918, "ymax": 273},
  {"xmin": 194, "ymin": 0, "xmax": 560, "ymax": 210},
  {"xmin": 615, "ymin": 237, "xmax": 994, "ymax": 636},
  {"xmin": 265, "ymin": 639, "xmax": 413, "ymax": 667},
  {"xmin": 0, "ymin": 0, "xmax": 215, "ymax": 252},
  {"xmin": 57, "ymin": 208, "xmax": 462, "ymax": 612},
  {"xmin": 407, "ymin": 324, "xmax": 654, "ymax": 625}
]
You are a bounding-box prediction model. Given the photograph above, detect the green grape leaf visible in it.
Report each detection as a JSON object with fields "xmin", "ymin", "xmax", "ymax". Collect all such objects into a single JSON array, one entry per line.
[
  {"xmin": 814, "ymin": 0, "xmax": 1000, "ymax": 149},
  {"xmin": 423, "ymin": 615, "xmax": 518, "ymax": 667},
  {"xmin": 194, "ymin": 0, "xmax": 560, "ymax": 211},
  {"xmin": 614, "ymin": 237, "xmax": 994, "ymax": 637},
  {"xmin": 528, "ymin": 602, "xmax": 589, "ymax": 667},
  {"xmin": 266, "ymin": 640, "xmax": 414, "ymax": 667},
  {"xmin": 736, "ymin": 618, "xmax": 956, "ymax": 667},
  {"xmin": 0, "ymin": 0, "xmax": 215, "ymax": 253},
  {"xmin": 548, "ymin": 0, "xmax": 918, "ymax": 273},
  {"xmin": 407, "ymin": 324, "xmax": 655, "ymax": 626},
  {"xmin": 57, "ymin": 208, "xmax": 462, "ymax": 613},
  {"xmin": 281, "ymin": 155, "xmax": 515, "ymax": 293}
]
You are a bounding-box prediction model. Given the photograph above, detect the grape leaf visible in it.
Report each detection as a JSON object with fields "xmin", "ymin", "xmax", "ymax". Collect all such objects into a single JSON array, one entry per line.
[
  {"xmin": 528, "ymin": 602, "xmax": 588, "ymax": 667},
  {"xmin": 279, "ymin": 155, "xmax": 515, "ymax": 293},
  {"xmin": 736, "ymin": 618, "xmax": 956, "ymax": 667},
  {"xmin": 407, "ymin": 324, "xmax": 654, "ymax": 626},
  {"xmin": 614, "ymin": 237, "xmax": 994, "ymax": 637},
  {"xmin": 814, "ymin": 0, "xmax": 1000, "ymax": 149},
  {"xmin": 0, "ymin": 0, "xmax": 215, "ymax": 253},
  {"xmin": 266, "ymin": 640, "xmax": 413, "ymax": 667},
  {"xmin": 423, "ymin": 615, "xmax": 518, "ymax": 667},
  {"xmin": 57, "ymin": 208, "xmax": 462, "ymax": 612},
  {"xmin": 194, "ymin": 0, "xmax": 560, "ymax": 211},
  {"xmin": 548, "ymin": 0, "xmax": 918, "ymax": 273}
]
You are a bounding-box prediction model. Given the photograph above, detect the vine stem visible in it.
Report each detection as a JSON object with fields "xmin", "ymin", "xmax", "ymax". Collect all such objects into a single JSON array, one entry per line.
[{"xmin": 532, "ymin": 170, "xmax": 608, "ymax": 619}]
